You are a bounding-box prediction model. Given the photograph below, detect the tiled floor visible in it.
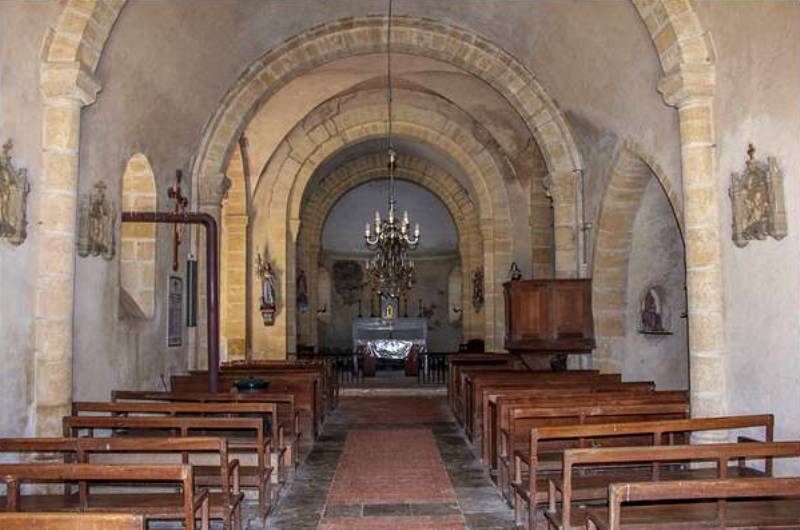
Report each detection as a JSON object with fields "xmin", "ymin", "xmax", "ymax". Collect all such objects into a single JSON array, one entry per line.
[{"xmin": 255, "ymin": 395, "xmax": 516, "ymax": 530}]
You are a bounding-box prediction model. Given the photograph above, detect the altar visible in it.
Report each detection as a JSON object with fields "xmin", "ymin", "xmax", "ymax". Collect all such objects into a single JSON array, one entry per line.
[
  {"xmin": 352, "ymin": 317, "xmax": 428, "ymax": 355},
  {"xmin": 352, "ymin": 317, "xmax": 427, "ymax": 376}
]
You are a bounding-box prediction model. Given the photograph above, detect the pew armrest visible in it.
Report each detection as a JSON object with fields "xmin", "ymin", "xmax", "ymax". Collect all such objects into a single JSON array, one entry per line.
[{"xmin": 228, "ymin": 459, "xmax": 241, "ymax": 494}]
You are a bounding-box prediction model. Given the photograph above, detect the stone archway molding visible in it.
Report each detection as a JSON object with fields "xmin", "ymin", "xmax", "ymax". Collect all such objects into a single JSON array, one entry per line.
[{"xmin": 296, "ymin": 153, "xmax": 484, "ymax": 348}]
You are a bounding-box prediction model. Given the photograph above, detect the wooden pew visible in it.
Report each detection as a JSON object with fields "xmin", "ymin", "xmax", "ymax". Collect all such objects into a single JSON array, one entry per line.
[
  {"xmin": 222, "ymin": 358, "xmax": 338, "ymax": 412},
  {"xmin": 63, "ymin": 415, "xmax": 272, "ymax": 519},
  {"xmin": 510, "ymin": 414, "xmax": 774, "ymax": 529},
  {"xmin": 0, "ymin": 513, "xmax": 145, "ymax": 530},
  {"xmin": 546, "ymin": 441, "xmax": 800, "ymax": 530},
  {"xmin": 171, "ymin": 371, "xmax": 320, "ymax": 440},
  {"xmin": 0, "ymin": 437, "xmax": 242, "ymax": 530},
  {"xmin": 459, "ymin": 370, "xmax": 607, "ymax": 434},
  {"xmin": 110, "ymin": 390, "xmax": 305, "ymax": 459},
  {"xmin": 496, "ymin": 396, "xmax": 690, "ymax": 499},
  {"xmin": 0, "ymin": 463, "xmax": 209, "ymax": 530},
  {"xmin": 480, "ymin": 382, "xmax": 656, "ymax": 464},
  {"xmin": 447, "ymin": 355, "xmax": 514, "ymax": 413},
  {"xmin": 586, "ymin": 477, "xmax": 800, "ymax": 530},
  {"xmin": 72, "ymin": 400, "xmax": 293, "ymax": 480}
]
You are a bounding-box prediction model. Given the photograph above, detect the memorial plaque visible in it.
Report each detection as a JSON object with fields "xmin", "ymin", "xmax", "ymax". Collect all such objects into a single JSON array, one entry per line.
[{"xmin": 167, "ymin": 275, "xmax": 183, "ymax": 347}]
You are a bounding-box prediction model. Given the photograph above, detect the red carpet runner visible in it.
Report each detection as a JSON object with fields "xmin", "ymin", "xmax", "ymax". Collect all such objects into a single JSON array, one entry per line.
[{"xmin": 319, "ymin": 428, "xmax": 467, "ymax": 529}]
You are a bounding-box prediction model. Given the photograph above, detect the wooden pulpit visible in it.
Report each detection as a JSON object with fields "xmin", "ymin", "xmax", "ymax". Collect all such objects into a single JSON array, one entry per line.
[{"xmin": 503, "ymin": 279, "xmax": 595, "ymax": 354}]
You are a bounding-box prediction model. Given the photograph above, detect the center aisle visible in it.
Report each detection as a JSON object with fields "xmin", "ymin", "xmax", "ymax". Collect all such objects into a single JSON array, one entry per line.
[{"xmin": 262, "ymin": 396, "xmax": 515, "ymax": 530}]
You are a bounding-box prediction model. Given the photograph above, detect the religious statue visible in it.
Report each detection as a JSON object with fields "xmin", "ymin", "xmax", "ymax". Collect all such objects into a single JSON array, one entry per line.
[
  {"xmin": 77, "ymin": 182, "xmax": 116, "ymax": 260},
  {"xmin": 0, "ymin": 140, "xmax": 30, "ymax": 246},
  {"xmin": 256, "ymin": 253, "xmax": 277, "ymax": 325},
  {"xmin": 296, "ymin": 269, "xmax": 309, "ymax": 314},
  {"xmin": 729, "ymin": 144, "xmax": 787, "ymax": 247},
  {"xmin": 639, "ymin": 288, "xmax": 665, "ymax": 333},
  {"xmin": 509, "ymin": 262, "xmax": 523, "ymax": 281},
  {"xmin": 472, "ymin": 266, "xmax": 484, "ymax": 313}
]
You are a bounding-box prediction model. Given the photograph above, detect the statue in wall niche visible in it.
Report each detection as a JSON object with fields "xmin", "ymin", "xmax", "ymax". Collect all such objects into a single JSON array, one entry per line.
[
  {"xmin": 296, "ymin": 269, "xmax": 309, "ymax": 314},
  {"xmin": 77, "ymin": 182, "xmax": 116, "ymax": 260},
  {"xmin": 729, "ymin": 144, "xmax": 787, "ymax": 248},
  {"xmin": 256, "ymin": 253, "xmax": 277, "ymax": 325},
  {"xmin": 509, "ymin": 262, "xmax": 523, "ymax": 282},
  {"xmin": 472, "ymin": 266, "xmax": 484, "ymax": 313},
  {"xmin": 0, "ymin": 140, "xmax": 30, "ymax": 246},
  {"xmin": 639, "ymin": 286, "xmax": 670, "ymax": 335}
]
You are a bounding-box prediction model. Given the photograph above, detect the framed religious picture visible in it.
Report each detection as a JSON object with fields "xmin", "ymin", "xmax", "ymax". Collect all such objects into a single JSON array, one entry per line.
[{"xmin": 167, "ymin": 274, "xmax": 183, "ymax": 347}]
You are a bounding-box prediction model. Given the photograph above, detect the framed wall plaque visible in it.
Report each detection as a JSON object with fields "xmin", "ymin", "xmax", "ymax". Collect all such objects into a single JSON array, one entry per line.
[{"xmin": 167, "ymin": 274, "xmax": 183, "ymax": 347}]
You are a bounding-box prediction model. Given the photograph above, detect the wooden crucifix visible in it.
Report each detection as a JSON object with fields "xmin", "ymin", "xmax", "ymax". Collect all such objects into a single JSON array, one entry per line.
[{"xmin": 167, "ymin": 169, "xmax": 189, "ymax": 271}]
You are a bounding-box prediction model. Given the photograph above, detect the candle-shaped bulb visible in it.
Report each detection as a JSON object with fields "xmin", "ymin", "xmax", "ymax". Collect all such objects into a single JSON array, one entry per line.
[
  {"xmin": 389, "ymin": 205, "xmax": 394, "ymax": 223},
  {"xmin": 403, "ymin": 210, "xmax": 409, "ymax": 224},
  {"xmin": 365, "ymin": 223, "xmax": 371, "ymax": 237},
  {"xmin": 375, "ymin": 210, "xmax": 381, "ymax": 225},
  {"xmin": 414, "ymin": 223, "xmax": 420, "ymax": 237}
]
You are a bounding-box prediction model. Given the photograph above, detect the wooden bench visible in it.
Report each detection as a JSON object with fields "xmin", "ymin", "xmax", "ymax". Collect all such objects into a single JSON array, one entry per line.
[
  {"xmin": 496, "ymin": 397, "xmax": 690, "ymax": 500},
  {"xmin": 72, "ymin": 400, "xmax": 293, "ymax": 480},
  {"xmin": 510, "ymin": 414, "xmax": 774, "ymax": 529},
  {"xmin": 63, "ymin": 415, "xmax": 272, "ymax": 519},
  {"xmin": 172, "ymin": 371, "xmax": 320, "ymax": 440},
  {"xmin": 222, "ymin": 358, "xmax": 338, "ymax": 412},
  {"xmin": 0, "ymin": 437, "xmax": 243, "ymax": 530},
  {"xmin": 477, "ymin": 381, "xmax": 656, "ymax": 462},
  {"xmin": 110, "ymin": 390, "xmax": 304, "ymax": 460},
  {"xmin": 546, "ymin": 441, "xmax": 800, "ymax": 530},
  {"xmin": 0, "ymin": 463, "xmax": 209, "ymax": 530},
  {"xmin": 460, "ymin": 370, "xmax": 610, "ymax": 437},
  {"xmin": 0, "ymin": 513, "xmax": 145, "ymax": 530},
  {"xmin": 586, "ymin": 477, "xmax": 800, "ymax": 530},
  {"xmin": 447, "ymin": 355, "xmax": 515, "ymax": 413}
]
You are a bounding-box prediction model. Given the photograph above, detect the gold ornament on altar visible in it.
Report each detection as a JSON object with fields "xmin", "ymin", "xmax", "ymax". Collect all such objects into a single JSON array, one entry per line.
[
  {"xmin": 0, "ymin": 140, "xmax": 30, "ymax": 246},
  {"xmin": 77, "ymin": 182, "xmax": 116, "ymax": 260},
  {"xmin": 729, "ymin": 144, "xmax": 787, "ymax": 248}
]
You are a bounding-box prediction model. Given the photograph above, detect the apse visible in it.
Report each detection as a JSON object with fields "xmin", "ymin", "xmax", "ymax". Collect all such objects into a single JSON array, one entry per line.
[{"xmin": 316, "ymin": 179, "xmax": 461, "ymax": 353}]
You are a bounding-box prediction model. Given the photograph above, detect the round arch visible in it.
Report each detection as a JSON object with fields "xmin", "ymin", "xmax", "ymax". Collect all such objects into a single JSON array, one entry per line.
[
  {"xmin": 592, "ymin": 141, "xmax": 683, "ymax": 373},
  {"xmin": 249, "ymin": 100, "xmax": 514, "ymax": 355},
  {"xmin": 296, "ymin": 153, "xmax": 484, "ymax": 348}
]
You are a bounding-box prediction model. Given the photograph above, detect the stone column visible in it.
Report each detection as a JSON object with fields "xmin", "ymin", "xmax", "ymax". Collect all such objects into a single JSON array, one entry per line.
[
  {"xmin": 36, "ymin": 62, "xmax": 99, "ymax": 436},
  {"xmin": 548, "ymin": 170, "xmax": 579, "ymax": 279},
  {"xmin": 659, "ymin": 66, "xmax": 727, "ymax": 419},
  {"xmin": 195, "ymin": 175, "xmax": 229, "ymax": 369}
]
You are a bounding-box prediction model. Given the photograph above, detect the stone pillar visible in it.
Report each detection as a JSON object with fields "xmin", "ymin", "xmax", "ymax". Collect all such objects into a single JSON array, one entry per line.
[
  {"xmin": 35, "ymin": 62, "xmax": 100, "ymax": 436},
  {"xmin": 548, "ymin": 171, "xmax": 579, "ymax": 279},
  {"xmin": 659, "ymin": 66, "xmax": 727, "ymax": 419},
  {"xmin": 196, "ymin": 176, "xmax": 229, "ymax": 369}
]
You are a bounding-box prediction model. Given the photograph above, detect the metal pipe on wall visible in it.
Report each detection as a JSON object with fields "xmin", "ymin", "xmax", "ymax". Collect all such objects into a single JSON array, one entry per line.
[{"xmin": 121, "ymin": 211, "xmax": 220, "ymax": 393}]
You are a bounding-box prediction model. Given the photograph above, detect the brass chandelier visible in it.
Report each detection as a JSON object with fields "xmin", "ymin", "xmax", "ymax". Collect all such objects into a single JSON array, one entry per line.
[{"xmin": 364, "ymin": 0, "xmax": 420, "ymax": 299}]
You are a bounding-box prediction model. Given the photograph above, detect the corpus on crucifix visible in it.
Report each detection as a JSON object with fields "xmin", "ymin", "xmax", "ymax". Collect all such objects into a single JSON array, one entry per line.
[{"xmin": 167, "ymin": 169, "xmax": 189, "ymax": 271}]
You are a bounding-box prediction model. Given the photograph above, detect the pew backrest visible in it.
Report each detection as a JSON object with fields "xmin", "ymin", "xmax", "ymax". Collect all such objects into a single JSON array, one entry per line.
[{"xmin": 0, "ymin": 513, "xmax": 145, "ymax": 530}]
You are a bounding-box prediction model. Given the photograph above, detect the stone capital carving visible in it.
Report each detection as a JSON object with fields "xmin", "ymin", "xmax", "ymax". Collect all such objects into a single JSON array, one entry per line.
[
  {"xmin": 41, "ymin": 61, "xmax": 101, "ymax": 106},
  {"xmin": 0, "ymin": 140, "xmax": 31, "ymax": 246},
  {"xmin": 657, "ymin": 63, "xmax": 715, "ymax": 108},
  {"xmin": 199, "ymin": 174, "xmax": 231, "ymax": 208}
]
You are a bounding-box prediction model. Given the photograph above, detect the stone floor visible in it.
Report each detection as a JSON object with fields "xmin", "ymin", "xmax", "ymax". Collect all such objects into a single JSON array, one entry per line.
[{"xmin": 249, "ymin": 394, "xmax": 515, "ymax": 530}]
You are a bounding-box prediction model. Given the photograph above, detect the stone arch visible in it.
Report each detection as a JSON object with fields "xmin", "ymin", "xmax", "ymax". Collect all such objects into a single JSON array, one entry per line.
[
  {"xmin": 250, "ymin": 100, "xmax": 513, "ymax": 355},
  {"xmin": 296, "ymin": 153, "xmax": 484, "ymax": 348},
  {"xmin": 191, "ymin": 15, "xmax": 583, "ymax": 277},
  {"xmin": 33, "ymin": 0, "xmax": 126, "ymax": 436},
  {"xmin": 632, "ymin": 0, "xmax": 725, "ymax": 419},
  {"xmin": 120, "ymin": 153, "xmax": 157, "ymax": 319},
  {"xmin": 592, "ymin": 142, "xmax": 682, "ymax": 373}
]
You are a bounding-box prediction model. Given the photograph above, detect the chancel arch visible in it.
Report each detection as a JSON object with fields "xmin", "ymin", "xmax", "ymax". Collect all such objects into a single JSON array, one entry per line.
[
  {"xmin": 247, "ymin": 95, "xmax": 515, "ymax": 356},
  {"xmin": 295, "ymin": 153, "xmax": 484, "ymax": 350}
]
